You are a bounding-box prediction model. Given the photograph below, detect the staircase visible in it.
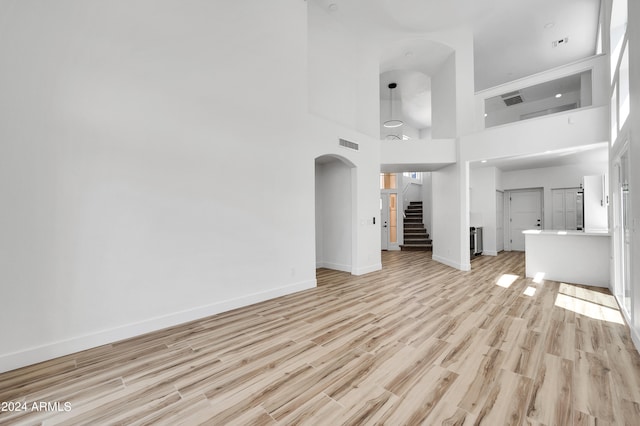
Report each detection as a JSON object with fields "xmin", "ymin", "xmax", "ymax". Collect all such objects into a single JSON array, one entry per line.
[{"xmin": 400, "ymin": 201, "xmax": 433, "ymax": 251}]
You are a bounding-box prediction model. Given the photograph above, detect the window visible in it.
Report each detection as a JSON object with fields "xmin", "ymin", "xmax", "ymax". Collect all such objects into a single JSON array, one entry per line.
[
  {"xmin": 611, "ymin": 83, "xmax": 618, "ymax": 144},
  {"xmin": 380, "ymin": 173, "xmax": 397, "ymax": 189},
  {"xmin": 610, "ymin": 0, "xmax": 628, "ymax": 82},
  {"xmin": 403, "ymin": 172, "xmax": 422, "ymax": 182},
  {"xmin": 619, "ymin": 43, "xmax": 630, "ymax": 129},
  {"xmin": 609, "ymin": 0, "xmax": 628, "ymax": 145}
]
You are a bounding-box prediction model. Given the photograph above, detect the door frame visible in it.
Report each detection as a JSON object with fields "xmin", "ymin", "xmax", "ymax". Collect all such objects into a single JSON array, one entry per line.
[
  {"xmin": 504, "ymin": 187, "xmax": 544, "ymax": 251},
  {"xmin": 380, "ymin": 190, "xmax": 400, "ymax": 251},
  {"xmin": 496, "ymin": 190, "xmax": 504, "ymax": 253},
  {"xmin": 380, "ymin": 195, "xmax": 389, "ymax": 250}
]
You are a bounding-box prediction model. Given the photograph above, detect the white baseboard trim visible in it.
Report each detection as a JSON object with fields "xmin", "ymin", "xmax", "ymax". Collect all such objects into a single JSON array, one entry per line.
[
  {"xmin": 483, "ymin": 250, "xmax": 498, "ymax": 256},
  {"xmin": 317, "ymin": 262, "xmax": 352, "ymax": 273},
  {"xmin": 0, "ymin": 279, "xmax": 316, "ymax": 374},
  {"xmin": 614, "ymin": 296, "xmax": 640, "ymax": 356},
  {"xmin": 353, "ymin": 263, "xmax": 382, "ymax": 276},
  {"xmin": 432, "ymin": 255, "xmax": 470, "ymax": 271}
]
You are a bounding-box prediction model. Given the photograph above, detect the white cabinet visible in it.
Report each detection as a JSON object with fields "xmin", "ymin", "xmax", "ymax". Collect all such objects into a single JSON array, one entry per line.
[
  {"xmin": 583, "ymin": 174, "xmax": 608, "ymax": 232},
  {"xmin": 552, "ymin": 188, "xmax": 580, "ymax": 230}
]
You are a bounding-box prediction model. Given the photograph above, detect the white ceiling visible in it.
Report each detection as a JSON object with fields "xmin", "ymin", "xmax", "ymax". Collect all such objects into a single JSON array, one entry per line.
[{"xmin": 315, "ymin": 0, "xmax": 601, "ymax": 90}]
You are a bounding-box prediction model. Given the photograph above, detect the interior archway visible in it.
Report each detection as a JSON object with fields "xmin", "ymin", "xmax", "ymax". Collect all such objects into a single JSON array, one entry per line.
[{"xmin": 315, "ymin": 154, "xmax": 356, "ymax": 273}]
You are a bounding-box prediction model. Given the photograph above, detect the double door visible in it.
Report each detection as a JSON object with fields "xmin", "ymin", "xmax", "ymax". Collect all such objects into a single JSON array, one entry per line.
[{"xmin": 551, "ymin": 188, "xmax": 581, "ymax": 230}]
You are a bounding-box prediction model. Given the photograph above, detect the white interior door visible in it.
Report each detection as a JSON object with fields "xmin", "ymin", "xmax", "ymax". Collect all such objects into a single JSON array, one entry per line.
[
  {"xmin": 496, "ymin": 191, "xmax": 504, "ymax": 252},
  {"xmin": 564, "ymin": 190, "xmax": 578, "ymax": 230},
  {"xmin": 552, "ymin": 189, "xmax": 566, "ymax": 229},
  {"xmin": 380, "ymin": 192, "xmax": 399, "ymax": 250},
  {"xmin": 509, "ymin": 189, "xmax": 542, "ymax": 251},
  {"xmin": 380, "ymin": 195, "xmax": 389, "ymax": 250}
]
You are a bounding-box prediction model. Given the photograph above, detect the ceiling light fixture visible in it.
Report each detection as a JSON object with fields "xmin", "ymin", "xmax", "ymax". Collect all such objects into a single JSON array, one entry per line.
[
  {"xmin": 481, "ymin": 160, "xmax": 487, "ymax": 163},
  {"xmin": 383, "ymin": 83, "xmax": 403, "ymax": 128},
  {"xmin": 555, "ymin": 93, "xmax": 562, "ymax": 98}
]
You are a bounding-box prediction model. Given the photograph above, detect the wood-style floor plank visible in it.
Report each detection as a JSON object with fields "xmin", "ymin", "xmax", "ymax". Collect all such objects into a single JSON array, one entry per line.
[{"xmin": 1, "ymin": 251, "xmax": 640, "ymax": 425}]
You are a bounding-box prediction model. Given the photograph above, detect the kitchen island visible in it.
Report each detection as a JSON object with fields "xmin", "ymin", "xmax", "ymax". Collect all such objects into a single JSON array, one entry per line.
[{"xmin": 523, "ymin": 229, "xmax": 610, "ymax": 288}]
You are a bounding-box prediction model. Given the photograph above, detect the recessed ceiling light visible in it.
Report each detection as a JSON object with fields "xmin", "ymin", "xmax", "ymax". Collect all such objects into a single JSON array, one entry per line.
[
  {"xmin": 328, "ymin": 3, "xmax": 338, "ymax": 11},
  {"xmin": 481, "ymin": 160, "xmax": 487, "ymax": 163},
  {"xmin": 544, "ymin": 22, "xmax": 555, "ymax": 29},
  {"xmin": 555, "ymin": 93, "xmax": 562, "ymax": 98}
]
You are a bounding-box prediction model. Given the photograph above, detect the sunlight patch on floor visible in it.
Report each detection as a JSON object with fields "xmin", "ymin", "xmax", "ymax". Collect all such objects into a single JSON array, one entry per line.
[
  {"xmin": 533, "ymin": 272, "xmax": 546, "ymax": 284},
  {"xmin": 496, "ymin": 274, "xmax": 519, "ymax": 288},
  {"xmin": 523, "ymin": 286, "xmax": 537, "ymax": 297},
  {"xmin": 558, "ymin": 283, "xmax": 619, "ymax": 309},
  {"xmin": 554, "ymin": 292, "xmax": 624, "ymax": 324}
]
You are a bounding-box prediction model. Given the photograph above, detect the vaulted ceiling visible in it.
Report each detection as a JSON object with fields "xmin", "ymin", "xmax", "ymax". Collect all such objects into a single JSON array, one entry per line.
[
  {"xmin": 313, "ymin": 0, "xmax": 602, "ymax": 131},
  {"xmin": 315, "ymin": 0, "xmax": 601, "ymax": 90}
]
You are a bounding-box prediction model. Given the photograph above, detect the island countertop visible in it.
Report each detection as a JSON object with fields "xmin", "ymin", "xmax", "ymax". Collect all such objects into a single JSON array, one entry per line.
[
  {"xmin": 523, "ymin": 229, "xmax": 610, "ymax": 287},
  {"xmin": 523, "ymin": 229, "xmax": 610, "ymax": 237}
]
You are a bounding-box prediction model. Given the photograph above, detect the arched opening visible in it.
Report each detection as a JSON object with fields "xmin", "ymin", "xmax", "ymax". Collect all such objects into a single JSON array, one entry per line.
[{"xmin": 315, "ymin": 154, "xmax": 356, "ymax": 273}]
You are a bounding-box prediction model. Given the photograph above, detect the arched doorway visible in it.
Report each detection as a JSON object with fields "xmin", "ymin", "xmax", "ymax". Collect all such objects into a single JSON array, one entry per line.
[{"xmin": 315, "ymin": 154, "xmax": 356, "ymax": 273}]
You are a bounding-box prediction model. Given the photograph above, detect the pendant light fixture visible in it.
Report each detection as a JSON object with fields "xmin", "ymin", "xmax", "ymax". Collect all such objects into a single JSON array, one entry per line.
[{"xmin": 383, "ymin": 82, "xmax": 403, "ymax": 128}]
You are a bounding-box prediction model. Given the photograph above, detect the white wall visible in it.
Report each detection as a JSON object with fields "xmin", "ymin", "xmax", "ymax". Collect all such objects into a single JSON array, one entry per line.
[
  {"xmin": 470, "ymin": 167, "xmax": 498, "ymax": 255},
  {"xmin": 0, "ymin": 0, "xmax": 318, "ymax": 372},
  {"xmin": 380, "ymin": 138, "xmax": 456, "ymax": 168},
  {"xmin": 422, "ymin": 172, "xmax": 433, "ymax": 234},
  {"xmin": 308, "ymin": 1, "xmax": 379, "ymax": 138},
  {"xmin": 502, "ymin": 162, "xmax": 608, "ymax": 229},
  {"xmin": 308, "ymin": 1, "xmax": 358, "ymax": 131},
  {"xmin": 462, "ymin": 107, "xmax": 609, "ymax": 163},
  {"xmin": 432, "ymin": 163, "xmax": 467, "ymax": 269},
  {"xmin": 315, "ymin": 159, "xmax": 353, "ymax": 272},
  {"xmin": 431, "ymin": 54, "xmax": 457, "ymax": 138}
]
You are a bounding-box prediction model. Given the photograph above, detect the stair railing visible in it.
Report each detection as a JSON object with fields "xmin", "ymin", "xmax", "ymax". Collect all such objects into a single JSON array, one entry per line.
[{"xmin": 401, "ymin": 182, "xmax": 420, "ymax": 218}]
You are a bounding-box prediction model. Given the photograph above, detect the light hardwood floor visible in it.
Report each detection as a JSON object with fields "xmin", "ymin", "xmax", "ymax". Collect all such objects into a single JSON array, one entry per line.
[{"xmin": 1, "ymin": 251, "xmax": 640, "ymax": 425}]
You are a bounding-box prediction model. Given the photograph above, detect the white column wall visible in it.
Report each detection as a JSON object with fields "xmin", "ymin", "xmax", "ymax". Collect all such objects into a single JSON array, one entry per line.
[
  {"xmin": 432, "ymin": 162, "xmax": 467, "ymax": 270},
  {"xmin": 431, "ymin": 54, "xmax": 457, "ymax": 138}
]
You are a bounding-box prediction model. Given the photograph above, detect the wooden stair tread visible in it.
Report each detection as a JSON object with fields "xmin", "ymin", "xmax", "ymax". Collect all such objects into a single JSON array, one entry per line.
[{"xmin": 402, "ymin": 201, "xmax": 430, "ymax": 251}]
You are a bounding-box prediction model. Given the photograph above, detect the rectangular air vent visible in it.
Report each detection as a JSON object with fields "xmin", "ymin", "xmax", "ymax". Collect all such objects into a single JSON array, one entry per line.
[
  {"xmin": 339, "ymin": 138, "xmax": 359, "ymax": 151},
  {"xmin": 501, "ymin": 91, "xmax": 524, "ymax": 106},
  {"xmin": 552, "ymin": 37, "xmax": 569, "ymax": 48}
]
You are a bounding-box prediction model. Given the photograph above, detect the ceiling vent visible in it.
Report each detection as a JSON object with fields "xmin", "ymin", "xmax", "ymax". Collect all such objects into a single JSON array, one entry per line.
[
  {"xmin": 552, "ymin": 37, "xmax": 569, "ymax": 48},
  {"xmin": 339, "ymin": 138, "xmax": 359, "ymax": 151},
  {"xmin": 501, "ymin": 91, "xmax": 524, "ymax": 106}
]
